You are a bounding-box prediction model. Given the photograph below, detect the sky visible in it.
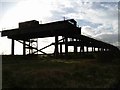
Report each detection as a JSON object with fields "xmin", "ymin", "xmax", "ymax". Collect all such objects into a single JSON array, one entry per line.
[{"xmin": 0, "ymin": 0, "xmax": 119, "ymax": 55}]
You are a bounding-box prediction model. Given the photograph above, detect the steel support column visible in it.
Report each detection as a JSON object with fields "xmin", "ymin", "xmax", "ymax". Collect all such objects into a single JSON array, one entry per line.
[
  {"xmin": 65, "ymin": 37, "xmax": 68, "ymax": 56},
  {"xmin": 81, "ymin": 45, "xmax": 84, "ymax": 53},
  {"xmin": 79, "ymin": 46, "xmax": 81, "ymax": 53},
  {"xmin": 23, "ymin": 40, "xmax": 26, "ymax": 55},
  {"xmin": 83, "ymin": 46, "xmax": 84, "ymax": 53},
  {"xmin": 92, "ymin": 47, "xmax": 94, "ymax": 52},
  {"xmin": 54, "ymin": 35, "xmax": 59, "ymax": 57},
  {"xmin": 11, "ymin": 39, "xmax": 14, "ymax": 55},
  {"xmin": 60, "ymin": 43, "xmax": 62, "ymax": 55},
  {"xmin": 94, "ymin": 47, "xmax": 95, "ymax": 52},
  {"xmin": 101, "ymin": 48, "xmax": 104, "ymax": 52},
  {"xmin": 86, "ymin": 46, "xmax": 88, "ymax": 53},
  {"xmin": 29, "ymin": 40, "xmax": 31, "ymax": 54},
  {"xmin": 74, "ymin": 45, "xmax": 77, "ymax": 54},
  {"xmin": 98, "ymin": 48, "xmax": 100, "ymax": 52}
]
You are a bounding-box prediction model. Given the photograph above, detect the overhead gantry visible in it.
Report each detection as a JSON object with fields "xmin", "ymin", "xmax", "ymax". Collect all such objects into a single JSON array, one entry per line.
[{"xmin": 1, "ymin": 19, "xmax": 119, "ymax": 57}]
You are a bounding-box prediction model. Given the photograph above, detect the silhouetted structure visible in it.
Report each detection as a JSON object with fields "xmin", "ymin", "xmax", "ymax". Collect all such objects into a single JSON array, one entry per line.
[{"xmin": 1, "ymin": 19, "xmax": 119, "ymax": 57}]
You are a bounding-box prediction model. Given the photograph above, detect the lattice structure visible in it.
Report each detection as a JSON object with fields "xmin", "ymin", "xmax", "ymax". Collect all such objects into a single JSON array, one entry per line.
[
  {"xmin": 25, "ymin": 39, "xmax": 38, "ymax": 55},
  {"xmin": 1, "ymin": 19, "xmax": 119, "ymax": 56}
]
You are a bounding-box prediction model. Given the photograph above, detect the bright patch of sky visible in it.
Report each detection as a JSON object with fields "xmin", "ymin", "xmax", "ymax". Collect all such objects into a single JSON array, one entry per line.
[{"xmin": 0, "ymin": 0, "xmax": 119, "ymax": 54}]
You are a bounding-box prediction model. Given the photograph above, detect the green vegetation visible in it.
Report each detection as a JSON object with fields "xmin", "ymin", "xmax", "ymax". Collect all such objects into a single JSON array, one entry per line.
[{"xmin": 2, "ymin": 55, "xmax": 120, "ymax": 88}]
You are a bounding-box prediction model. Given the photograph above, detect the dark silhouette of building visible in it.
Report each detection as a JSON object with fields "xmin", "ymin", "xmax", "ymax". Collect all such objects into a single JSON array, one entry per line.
[{"xmin": 1, "ymin": 19, "xmax": 119, "ymax": 57}]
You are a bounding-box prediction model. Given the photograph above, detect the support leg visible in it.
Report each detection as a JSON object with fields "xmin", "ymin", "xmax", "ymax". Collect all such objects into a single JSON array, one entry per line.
[
  {"xmin": 82, "ymin": 46, "xmax": 84, "ymax": 53},
  {"xmin": 11, "ymin": 39, "xmax": 14, "ymax": 55},
  {"xmin": 29, "ymin": 40, "xmax": 31, "ymax": 54},
  {"xmin": 65, "ymin": 37, "xmax": 68, "ymax": 56},
  {"xmin": 92, "ymin": 47, "xmax": 94, "ymax": 52},
  {"xmin": 74, "ymin": 45, "xmax": 77, "ymax": 54},
  {"xmin": 86, "ymin": 46, "xmax": 88, "ymax": 53},
  {"xmin": 60, "ymin": 43, "xmax": 62, "ymax": 55},
  {"xmin": 81, "ymin": 45, "xmax": 84, "ymax": 53},
  {"xmin": 23, "ymin": 40, "xmax": 26, "ymax": 55},
  {"xmin": 94, "ymin": 47, "xmax": 95, "ymax": 52},
  {"xmin": 80, "ymin": 46, "xmax": 81, "ymax": 53},
  {"xmin": 101, "ymin": 48, "xmax": 104, "ymax": 52},
  {"xmin": 98, "ymin": 48, "xmax": 100, "ymax": 52},
  {"xmin": 54, "ymin": 36, "xmax": 59, "ymax": 57}
]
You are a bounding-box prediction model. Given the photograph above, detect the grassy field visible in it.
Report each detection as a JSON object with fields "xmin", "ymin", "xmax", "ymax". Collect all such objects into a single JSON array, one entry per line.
[{"xmin": 2, "ymin": 55, "xmax": 120, "ymax": 88}]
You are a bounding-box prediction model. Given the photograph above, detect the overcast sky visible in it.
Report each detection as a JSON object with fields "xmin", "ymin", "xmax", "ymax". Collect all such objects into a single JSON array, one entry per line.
[{"xmin": 0, "ymin": 0, "xmax": 119, "ymax": 54}]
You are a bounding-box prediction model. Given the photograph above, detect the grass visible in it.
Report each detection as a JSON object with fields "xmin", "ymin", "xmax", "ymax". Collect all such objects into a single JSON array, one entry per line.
[{"xmin": 2, "ymin": 55, "xmax": 120, "ymax": 88}]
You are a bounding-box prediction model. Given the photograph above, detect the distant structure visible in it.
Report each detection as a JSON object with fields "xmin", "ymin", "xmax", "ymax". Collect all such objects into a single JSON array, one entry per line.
[{"xmin": 1, "ymin": 19, "xmax": 119, "ymax": 57}]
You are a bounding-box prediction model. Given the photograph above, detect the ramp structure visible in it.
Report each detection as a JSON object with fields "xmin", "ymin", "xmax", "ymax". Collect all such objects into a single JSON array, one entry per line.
[{"xmin": 1, "ymin": 19, "xmax": 119, "ymax": 56}]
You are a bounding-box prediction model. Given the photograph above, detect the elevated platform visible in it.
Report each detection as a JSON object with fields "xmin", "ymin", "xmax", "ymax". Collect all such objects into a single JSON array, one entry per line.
[
  {"xmin": 1, "ymin": 19, "xmax": 81, "ymax": 40},
  {"xmin": 1, "ymin": 19, "xmax": 119, "ymax": 56}
]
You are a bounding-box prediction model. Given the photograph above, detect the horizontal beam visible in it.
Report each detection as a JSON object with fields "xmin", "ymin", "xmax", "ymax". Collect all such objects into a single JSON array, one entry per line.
[{"xmin": 1, "ymin": 21, "xmax": 80, "ymax": 40}]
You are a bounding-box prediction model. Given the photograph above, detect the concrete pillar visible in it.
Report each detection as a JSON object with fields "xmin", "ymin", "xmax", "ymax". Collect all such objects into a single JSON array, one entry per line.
[{"xmin": 11, "ymin": 39, "xmax": 14, "ymax": 55}]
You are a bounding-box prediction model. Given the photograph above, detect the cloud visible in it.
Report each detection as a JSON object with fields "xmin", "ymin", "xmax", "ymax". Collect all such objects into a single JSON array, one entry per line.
[
  {"xmin": 81, "ymin": 23, "xmax": 118, "ymax": 45},
  {"xmin": 81, "ymin": 26, "xmax": 96, "ymax": 36},
  {"xmin": 49, "ymin": 1, "xmax": 118, "ymax": 30},
  {"xmin": 0, "ymin": 0, "xmax": 55, "ymax": 29},
  {"xmin": 82, "ymin": 3, "xmax": 118, "ymax": 25},
  {"xmin": 79, "ymin": 2, "xmax": 118, "ymax": 46},
  {"xmin": 0, "ymin": 0, "xmax": 119, "ymax": 54},
  {"xmin": 94, "ymin": 33, "xmax": 118, "ymax": 46}
]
